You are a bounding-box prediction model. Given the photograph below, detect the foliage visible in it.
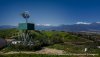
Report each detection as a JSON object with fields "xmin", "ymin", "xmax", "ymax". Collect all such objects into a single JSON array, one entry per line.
[
  {"xmin": 0, "ymin": 29, "xmax": 19, "ymax": 39},
  {"xmin": 0, "ymin": 29, "xmax": 100, "ymax": 54},
  {"xmin": 0, "ymin": 54, "xmax": 98, "ymax": 57},
  {"xmin": 48, "ymin": 43, "xmax": 100, "ymax": 53}
]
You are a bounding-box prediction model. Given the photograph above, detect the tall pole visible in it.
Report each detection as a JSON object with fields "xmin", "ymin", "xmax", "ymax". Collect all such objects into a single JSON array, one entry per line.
[
  {"xmin": 25, "ymin": 18, "xmax": 28, "ymax": 35},
  {"xmin": 26, "ymin": 18, "xmax": 28, "ymax": 24}
]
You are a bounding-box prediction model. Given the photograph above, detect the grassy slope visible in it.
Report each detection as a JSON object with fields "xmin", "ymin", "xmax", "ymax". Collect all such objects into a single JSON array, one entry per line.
[{"xmin": 0, "ymin": 29, "xmax": 100, "ymax": 54}]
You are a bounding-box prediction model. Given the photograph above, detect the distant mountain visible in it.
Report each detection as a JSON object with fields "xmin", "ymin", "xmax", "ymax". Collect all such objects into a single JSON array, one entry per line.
[
  {"xmin": 1, "ymin": 22, "xmax": 100, "ymax": 32},
  {"xmin": 35, "ymin": 22, "xmax": 100, "ymax": 32},
  {"xmin": 35, "ymin": 24, "xmax": 55, "ymax": 30},
  {"xmin": 0, "ymin": 25, "xmax": 16, "ymax": 29}
]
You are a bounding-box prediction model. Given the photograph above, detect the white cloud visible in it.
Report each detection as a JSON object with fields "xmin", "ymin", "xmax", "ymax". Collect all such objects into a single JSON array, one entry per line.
[
  {"xmin": 43, "ymin": 24, "xmax": 51, "ymax": 26},
  {"xmin": 36, "ymin": 24, "xmax": 52, "ymax": 26},
  {"xmin": 76, "ymin": 22, "xmax": 91, "ymax": 25},
  {"xmin": 96, "ymin": 22, "xmax": 100, "ymax": 23}
]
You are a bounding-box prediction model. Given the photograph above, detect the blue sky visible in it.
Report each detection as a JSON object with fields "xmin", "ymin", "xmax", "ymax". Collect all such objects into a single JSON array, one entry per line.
[{"xmin": 0, "ymin": 0, "xmax": 100, "ymax": 26}]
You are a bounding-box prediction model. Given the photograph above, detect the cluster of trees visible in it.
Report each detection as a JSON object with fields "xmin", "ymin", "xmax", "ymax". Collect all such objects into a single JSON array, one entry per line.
[{"xmin": 0, "ymin": 29, "xmax": 19, "ymax": 39}]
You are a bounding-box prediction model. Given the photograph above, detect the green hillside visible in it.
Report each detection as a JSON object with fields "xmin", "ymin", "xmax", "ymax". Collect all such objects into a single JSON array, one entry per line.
[{"xmin": 0, "ymin": 29, "xmax": 100, "ymax": 56}]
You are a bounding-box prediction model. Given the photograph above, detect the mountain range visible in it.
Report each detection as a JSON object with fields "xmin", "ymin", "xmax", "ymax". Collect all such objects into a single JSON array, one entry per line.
[
  {"xmin": 1, "ymin": 22, "xmax": 100, "ymax": 32},
  {"xmin": 0, "ymin": 25, "xmax": 16, "ymax": 29}
]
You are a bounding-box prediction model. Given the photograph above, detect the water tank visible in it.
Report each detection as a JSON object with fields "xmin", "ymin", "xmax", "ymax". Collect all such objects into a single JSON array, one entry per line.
[
  {"xmin": 18, "ymin": 23, "xmax": 35, "ymax": 30},
  {"xmin": 0, "ymin": 38, "xmax": 7, "ymax": 49}
]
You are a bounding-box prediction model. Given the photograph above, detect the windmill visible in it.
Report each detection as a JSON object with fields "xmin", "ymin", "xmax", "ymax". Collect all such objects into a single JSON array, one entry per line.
[
  {"xmin": 17, "ymin": 11, "xmax": 35, "ymax": 46},
  {"xmin": 21, "ymin": 11, "xmax": 30, "ymax": 24}
]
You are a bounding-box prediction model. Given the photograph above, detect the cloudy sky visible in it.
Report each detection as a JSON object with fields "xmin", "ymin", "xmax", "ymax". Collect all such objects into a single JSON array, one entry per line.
[{"xmin": 0, "ymin": 0, "xmax": 100, "ymax": 26}]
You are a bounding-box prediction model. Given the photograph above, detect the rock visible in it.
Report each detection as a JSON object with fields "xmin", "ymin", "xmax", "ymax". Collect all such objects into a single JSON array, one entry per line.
[{"xmin": 0, "ymin": 38, "xmax": 7, "ymax": 49}]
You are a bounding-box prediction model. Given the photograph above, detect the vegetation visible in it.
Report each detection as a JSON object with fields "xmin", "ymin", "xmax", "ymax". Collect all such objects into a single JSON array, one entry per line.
[
  {"xmin": 0, "ymin": 54, "xmax": 98, "ymax": 57},
  {"xmin": 0, "ymin": 29, "xmax": 100, "ymax": 54},
  {"xmin": 48, "ymin": 44, "xmax": 100, "ymax": 53},
  {"xmin": 0, "ymin": 29, "xmax": 19, "ymax": 39}
]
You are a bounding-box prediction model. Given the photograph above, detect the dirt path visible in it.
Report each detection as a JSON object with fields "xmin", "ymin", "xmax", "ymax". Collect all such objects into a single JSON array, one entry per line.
[
  {"xmin": 35, "ymin": 47, "xmax": 65, "ymax": 54},
  {"xmin": 4, "ymin": 47, "xmax": 65, "ymax": 55},
  {"xmin": 3, "ymin": 47, "xmax": 98, "ymax": 56}
]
